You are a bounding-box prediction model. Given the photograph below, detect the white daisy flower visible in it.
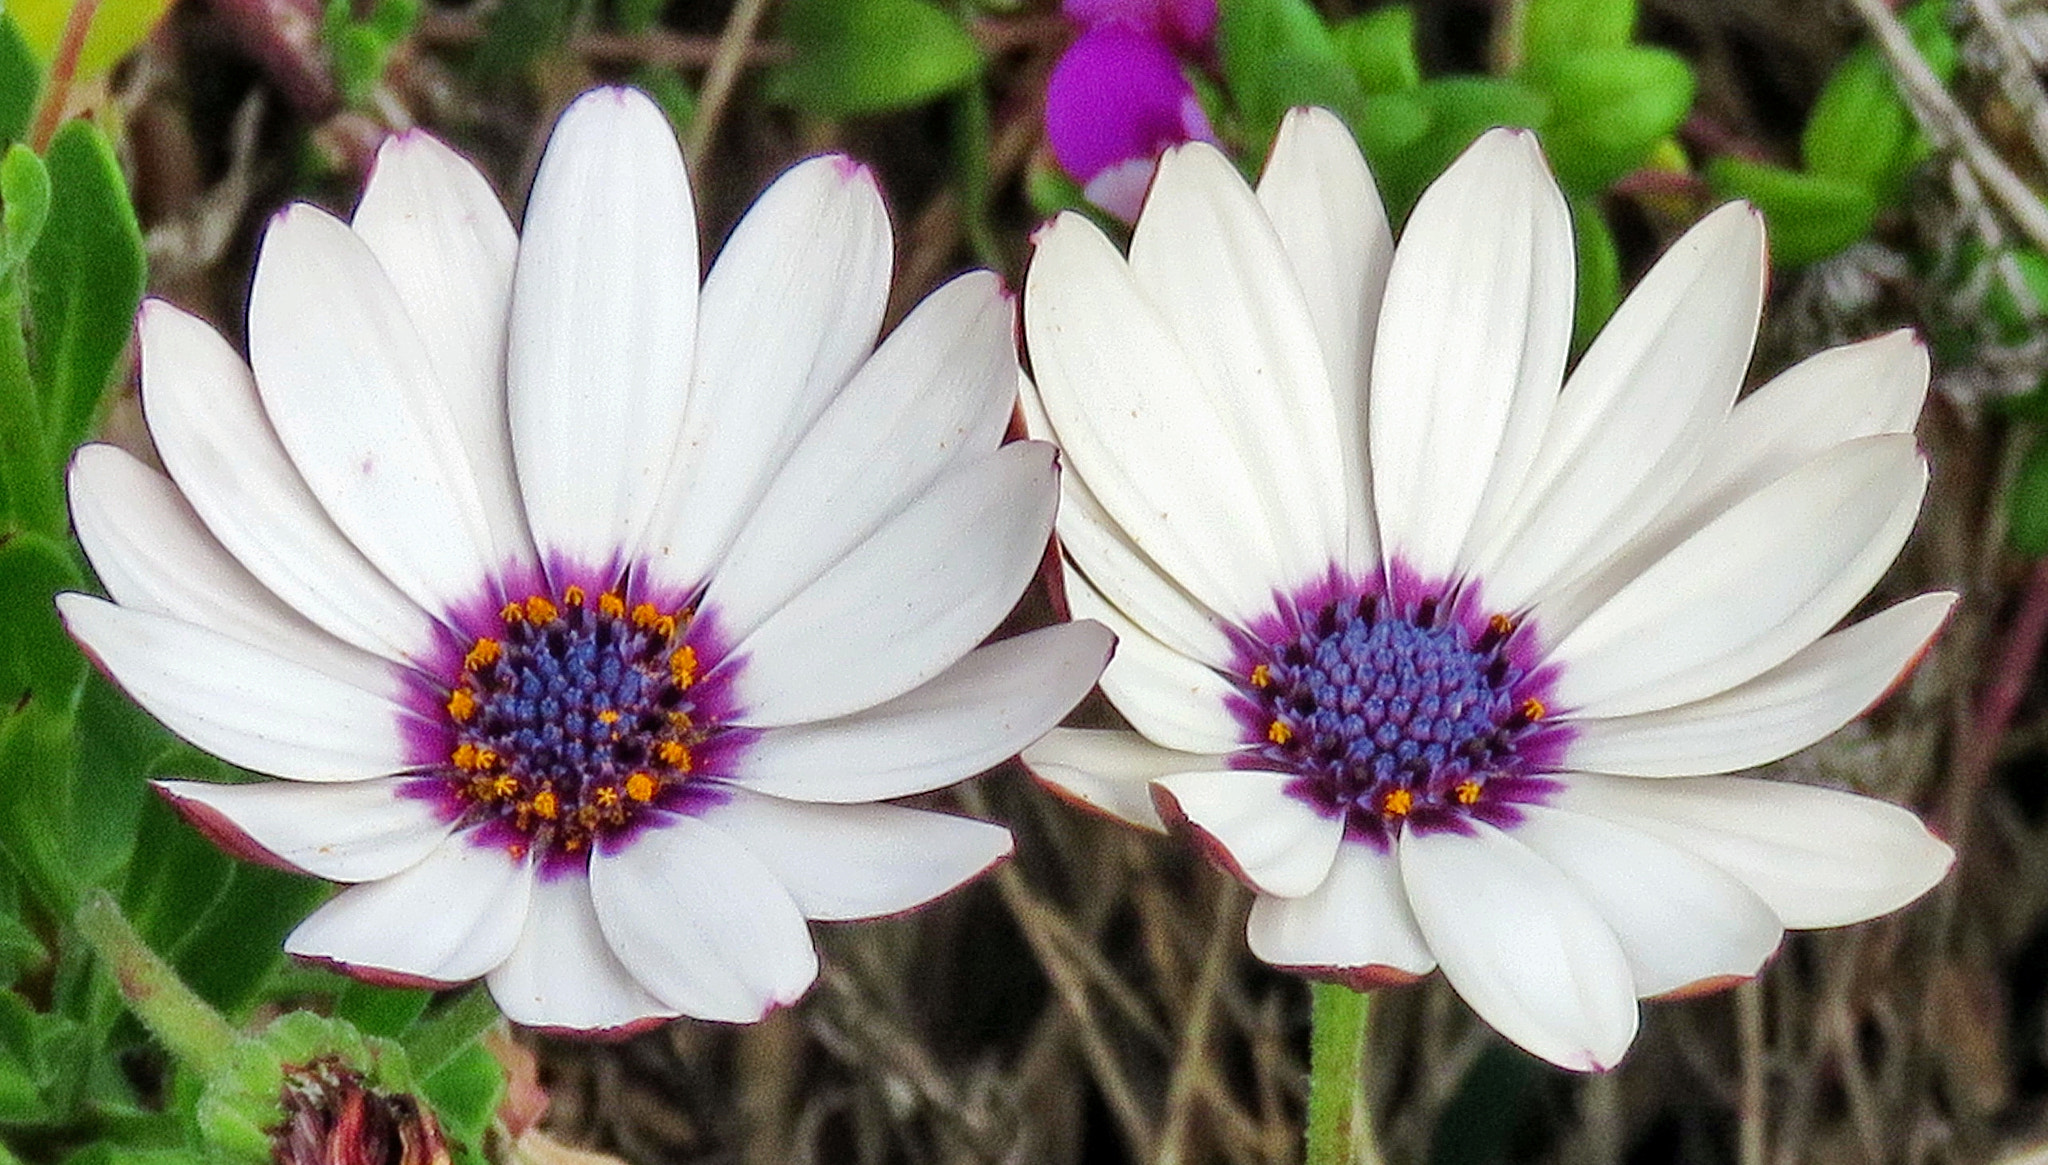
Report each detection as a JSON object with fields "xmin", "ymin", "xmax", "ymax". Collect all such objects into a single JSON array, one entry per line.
[
  {"xmin": 1018, "ymin": 109, "xmax": 1955, "ymax": 1072},
  {"xmin": 62, "ymin": 87, "xmax": 1110, "ymax": 1034}
]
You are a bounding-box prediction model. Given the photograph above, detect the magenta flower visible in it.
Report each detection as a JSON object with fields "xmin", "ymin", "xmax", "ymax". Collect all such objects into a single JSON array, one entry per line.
[{"xmin": 1044, "ymin": 0, "xmax": 1218, "ymax": 221}]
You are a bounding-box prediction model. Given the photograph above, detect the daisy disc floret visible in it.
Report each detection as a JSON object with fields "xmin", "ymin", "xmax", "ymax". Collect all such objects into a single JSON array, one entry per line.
[
  {"xmin": 1019, "ymin": 109, "xmax": 1954, "ymax": 1072},
  {"xmin": 62, "ymin": 87, "xmax": 1111, "ymax": 1033}
]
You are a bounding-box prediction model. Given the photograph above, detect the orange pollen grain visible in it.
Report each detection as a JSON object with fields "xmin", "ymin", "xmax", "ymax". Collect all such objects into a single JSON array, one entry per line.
[
  {"xmin": 491, "ymin": 775, "xmax": 519, "ymax": 798},
  {"xmin": 531, "ymin": 789, "xmax": 559, "ymax": 820},
  {"xmin": 464, "ymin": 638, "xmax": 501, "ymax": 670},
  {"xmin": 1249, "ymin": 663, "xmax": 1272, "ymax": 689},
  {"xmin": 597, "ymin": 709, "xmax": 621, "ymax": 725},
  {"xmin": 446, "ymin": 688, "xmax": 477, "ymax": 722},
  {"xmin": 524, "ymin": 596, "xmax": 559, "ymax": 625},
  {"xmin": 599, "ymin": 592, "xmax": 626, "ymax": 618},
  {"xmin": 507, "ymin": 842, "xmax": 527, "ymax": 860},
  {"xmin": 625, "ymin": 772, "xmax": 657, "ymax": 802},
  {"xmin": 659, "ymin": 742, "xmax": 693, "ymax": 771},
  {"xmin": 1267, "ymin": 719, "xmax": 1292, "ymax": 746},
  {"xmin": 653, "ymin": 614, "xmax": 677, "ymax": 639},
  {"xmin": 1383, "ymin": 788, "xmax": 1414, "ymax": 817},
  {"xmin": 1520, "ymin": 697, "xmax": 1547, "ymax": 722},
  {"xmin": 1454, "ymin": 780, "xmax": 1482, "ymax": 806},
  {"xmin": 631, "ymin": 603, "xmax": 661, "ymax": 629},
  {"xmin": 563, "ymin": 585, "xmax": 585, "ymax": 607},
  {"xmin": 594, "ymin": 786, "xmax": 620, "ymax": 808},
  {"xmin": 1488, "ymin": 614, "xmax": 1513, "ymax": 635},
  {"xmin": 452, "ymin": 742, "xmax": 480, "ymax": 769},
  {"xmin": 670, "ymin": 645, "xmax": 698, "ymax": 688},
  {"xmin": 500, "ymin": 601, "xmax": 526, "ymax": 624}
]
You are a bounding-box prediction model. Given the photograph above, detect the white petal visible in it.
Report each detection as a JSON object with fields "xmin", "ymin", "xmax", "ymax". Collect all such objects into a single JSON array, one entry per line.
[
  {"xmin": 249, "ymin": 204, "xmax": 507, "ymax": 619},
  {"xmin": 1508, "ymin": 806, "xmax": 1782, "ymax": 998},
  {"xmin": 1255, "ymin": 107, "xmax": 1392, "ymax": 575},
  {"xmin": 138, "ymin": 301, "xmax": 433, "ymax": 664},
  {"xmin": 288, "ymin": 833, "xmax": 533, "ymax": 986},
  {"xmin": 1128, "ymin": 141, "xmax": 1350, "ymax": 577},
  {"xmin": 1065, "ymin": 563, "xmax": 1244, "ymax": 755},
  {"xmin": 1246, "ymin": 840, "xmax": 1434, "ymax": 982},
  {"xmin": 59, "ymin": 594, "xmax": 418, "ymax": 781},
  {"xmin": 155, "ymin": 776, "xmax": 453, "ymax": 883},
  {"xmin": 720, "ymin": 442, "xmax": 1056, "ymax": 727},
  {"xmin": 1398, "ymin": 822, "xmax": 1638, "ymax": 1072},
  {"xmin": 1025, "ymin": 211, "xmax": 1298, "ymax": 624},
  {"xmin": 1470, "ymin": 204, "xmax": 1765, "ymax": 610},
  {"xmin": 729, "ymin": 621, "xmax": 1111, "ymax": 802},
  {"xmin": 508, "ymin": 88, "xmax": 698, "ymax": 574},
  {"xmin": 699, "ymin": 269, "xmax": 1010, "ymax": 641},
  {"xmin": 699, "ymin": 789, "xmax": 1010, "ymax": 920},
  {"xmin": 640, "ymin": 154, "xmax": 891, "ymax": 593},
  {"xmin": 1564, "ymin": 592, "xmax": 1955, "ymax": 776},
  {"xmin": 67, "ymin": 446, "xmax": 394, "ymax": 694},
  {"xmin": 352, "ymin": 130, "xmax": 536, "ymax": 576},
  {"xmin": 1546, "ymin": 434, "xmax": 1926, "ymax": 717},
  {"xmin": 1022, "ymin": 371, "xmax": 1235, "ymax": 667},
  {"xmin": 590, "ymin": 812, "xmax": 817, "ymax": 1022},
  {"xmin": 1021, "ymin": 727, "xmax": 1218, "ymax": 831},
  {"xmin": 1553, "ymin": 773, "xmax": 1953, "ymax": 929},
  {"xmin": 1154, "ymin": 770, "xmax": 1344, "ymax": 898},
  {"xmin": 1369, "ymin": 129, "xmax": 1573, "ymax": 581},
  {"xmin": 490, "ymin": 870, "xmax": 677, "ymax": 1032}
]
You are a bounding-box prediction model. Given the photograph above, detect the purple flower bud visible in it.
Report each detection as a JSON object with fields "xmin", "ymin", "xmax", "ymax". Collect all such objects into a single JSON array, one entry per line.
[
  {"xmin": 1062, "ymin": 0, "xmax": 1216, "ymax": 55},
  {"xmin": 1044, "ymin": 22, "xmax": 1217, "ymax": 220}
]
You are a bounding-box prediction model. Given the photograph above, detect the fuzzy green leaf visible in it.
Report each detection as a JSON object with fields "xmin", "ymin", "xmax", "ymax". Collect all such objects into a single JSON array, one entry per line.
[
  {"xmin": 768, "ymin": 0, "xmax": 982, "ymax": 117},
  {"xmin": 1706, "ymin": 156, "xmax": 1876, "ymax": 268},
  {"xmin": 1518, "ymin": 0, "xmax": 1634, "ymax": 70},
  {"xmin": 1218, "ymin": 0, "xmax": 1367, "ymax": 148},
  {"xmin": 1528, "ymin": 47, "xmax": 1693, "ymax": 193},
  {"xmin": 1332, "ymin": 6, "xmax": 1418, "ymax": 96}
]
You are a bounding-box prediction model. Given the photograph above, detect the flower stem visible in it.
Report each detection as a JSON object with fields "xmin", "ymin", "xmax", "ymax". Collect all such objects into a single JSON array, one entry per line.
[
  {"xmin": 1304, "ymin": 982, "xmax": 1382, "ymax": 1165},
  {"xmin": 73, "ymin": 889, "xmax": 236, "ymax": 1076},
  {"xmin": 29, "ymin": 0, "xmax": 101, "ymax": 152},
  {"xmin": 402, "ymin": 983, "xmax": 502, "ymax": 1078}
]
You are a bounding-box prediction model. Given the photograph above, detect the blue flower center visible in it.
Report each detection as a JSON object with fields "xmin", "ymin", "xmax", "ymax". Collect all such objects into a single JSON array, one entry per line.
[
  {"xmin": 1242, "ymin": 592, "xmax": 1554, "ymax": 845},
  {"xmin": 442, "ymin": 588, "xmax": 705, "ymax": 860}
]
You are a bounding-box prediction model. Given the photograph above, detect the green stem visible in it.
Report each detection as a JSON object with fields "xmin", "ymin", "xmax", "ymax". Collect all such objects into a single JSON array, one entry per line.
[
  {"xmin": 402, "ymin": 984, "xmax": 501, "ymax": 1078},
  {"xmin": 73, "ymin": 889, "xmax": 236, "ymax": 1075},
  {"xmin": 0, "ymin": 280, "xmax": 60, "ymax": 537},
  {"xmin": 1304, "ymin": 982, "xmax": 1381, "ymax": 1165}
]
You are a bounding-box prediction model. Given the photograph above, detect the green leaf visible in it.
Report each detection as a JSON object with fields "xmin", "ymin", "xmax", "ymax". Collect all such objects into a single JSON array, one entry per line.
[
  {"xmin": 25, "ymin": 119, "xmax": 146, "ymax": 460},
  {"xmin": 2011, "ymin": 432, "xmax": 2048, "ymax": 558},
  {"xmin": 13, "ymin": 0, "xmax": 175, "ymax": 81},
  {"xmin": 472, "ymin": 0, "xmax": 579, "ymax": 83},
  {"xmin": 68, "ymin": 672, "xmax": 170, "ymax": 885},
  {"xmin": 121, "ymin": 786, "xmax": 236, "ymax": 963},
  {"xmin": 1, "ymin": 145, "xmax": 51, "ymax": 275},
  {"xmin": 767, "ymin": 0, "xmax": 982, "ymax": 117},
  {"xmin": 1365, "ymin": 77, "xmax": 1548, "ymax": 218},
  {"xmin": 0, "ymin": 18, "xmax": 38, "ymax": 148},
  {"xmin": 1706, "ymin": 157, "xmax": 1876, "ymax": 268},
  {"xmin": 420, "ymin": 1041, "xmax": 503, "ymax": 1147},
  {"xmin": 1331, "ymin": 6, "xmax": 1418, "ymax": 96},
  {"xmin": 0, "ymin": 529, "xmax": 84, "ymax": 709},
  {"xmin": 1517, "ymin": 0, "xmax": 1634, "ymax": 71},
  {"xmin": 0, "ymin": 704, "xmax": 78, "ymax": 916},
  {"xmin": 173, "ymin": 865, "xmax": 326, "ymax": 1016},
  {"xmin": 631, "ymin": 65, "xmax": 697, "ymax": 140},
  {"xmin": 1573, "ymin": 199, "xmax": 1620, "ymax": 350},
  {"xmin": 1527, "ymin": 47, "xmax": 1693, "ymax": 193},
  {"xmin": 0, "ymin": 992, "xmax": 49, "ymax": 1123},
  {"xmin": 333, "ymin": 981, "xmax": 433, "ymax": 1039},
  {"xmin": 324, "ymin": 0, "xmax": 421, "ymax": 107},
  {"xmin": 1802, "ymin": 48, "xmax": 1911, "ymax": 196},
  {"xmin": 1217, "ymin": 0, "xmax": 1367, "ymax": 149}
]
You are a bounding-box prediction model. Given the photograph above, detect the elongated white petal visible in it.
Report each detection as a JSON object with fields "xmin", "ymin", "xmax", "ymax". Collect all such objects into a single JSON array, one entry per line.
[
  {"xmin": 1128, "ymin": 141, "xmax": 1349, "ymax": 579},
  {"xmin": 1026, "ymin": 211, "xmax": 1296, "ymax": 624},
  {"xmin": 248, "ymin": 204, "xmax": 504, "ymax": 619},
  {"xmin": 700, "ymin": 790, "xmax": 1011, "ymax": 920},
  {"xmin": 490, "ymin": 871, "xmax": 677, "ymax": 1032},
  {"xmin": 59, "ymin": 594, "xmax": 417, "ymax": 781},
  {"xmin": 701, "ymin": 270, "xmax": 1012, "ymax": 640},
  {"xmin": 1553, "ymin": 773, "xmax": 1953, "ymax": 929},
  {"xmin": 641, "ymin": 155, "xmax": 891, "ymax": 593},
  {"xmin": 68, "ymin": 446, "xmax": 394, "ymax": 694},
  {"xmin": 730, "ymin": 621, "xmax": 1111, "ymax": 802},
  {"xmin": 1565, "ymin": 592, "xmax": 1955, "ymax": 776},
  {"xmin": 1256, "ymin": 107, "xmax": 1392, "ymax": 573},
  {"xmin": 590, "ymin": 812, "xmax": 817, "ymax": 1022},
  {"xmin": 1247, "ymin": 840, "xmax": 1434, "ymax": 983},
  {"xmin": 721, "ymin": 442, "xmax": 1056, "ymax": 727},
  {"xmin": 1398, "ymin": 823, "xmax": 1638, "ymax": 1072},
  {"xmin": 1065, "ymin": 564, "xmax": 1243, "ymax": 755},
  {"xmin": 1508, "ymin": 806, "xmax": 1782, "ymax": 998},
  {"xmin": 1021, "ymin": 728, "xmax": 1218, "ymax": 830},
  {"xmin": 1022, "ymin": 369, "xmax": 1236, "ymax": 667},
  {"xmin": 1154, "ymin": 770, "xmax": 1343, "ymax": 898},
  {"xmin": 288, "ymin": 834, "xmax": 532, "ymax": 985},
  {"xmin": 1471, "ymin": 204, "xmax": 1764, "ymax": 609},
  {"xmin": 139, "ymin": 301, "xmax": 433, "ymax": 664},
  {"xmin": 1369, "ymin": 129, "xmax": 1573, "ymax": 581},
  {"xmin": 352, "ymin": 130, "xmax": 535, "ymax": 576},
  {"xmin": 508, "ymin": 88, "xmax": 697, "ymax": 574},
  {"xmin": 1546, "ymin": 435, "xmax": 1926, "ymax": 717},
  {"xmin": 156, "ymin": 777, "xmax": 453, "ymax": 883}
]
